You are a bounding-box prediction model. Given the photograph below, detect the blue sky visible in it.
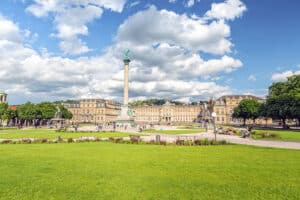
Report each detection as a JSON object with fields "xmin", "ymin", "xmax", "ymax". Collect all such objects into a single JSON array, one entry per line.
[{"xmin": 0, "ymin": 0, "xmax": 299, "ymax": 104}]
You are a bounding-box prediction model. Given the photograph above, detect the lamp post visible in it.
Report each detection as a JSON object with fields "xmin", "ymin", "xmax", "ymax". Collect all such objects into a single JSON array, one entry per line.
[{"xmin": 211, "ymin": 112, "xmax": 217, "ymax": 141}]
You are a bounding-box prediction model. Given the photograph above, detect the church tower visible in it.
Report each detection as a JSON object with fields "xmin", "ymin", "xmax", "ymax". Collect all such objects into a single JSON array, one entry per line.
[{"xmin": 0, "ymin": 90, "xmax": 7, "ymax": 103}]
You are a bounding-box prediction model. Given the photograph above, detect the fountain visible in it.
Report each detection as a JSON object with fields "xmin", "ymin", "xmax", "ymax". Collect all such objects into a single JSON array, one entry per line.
[{"xmin": 51, "ymin": 105, "xmax": 65, "ymax": 128}]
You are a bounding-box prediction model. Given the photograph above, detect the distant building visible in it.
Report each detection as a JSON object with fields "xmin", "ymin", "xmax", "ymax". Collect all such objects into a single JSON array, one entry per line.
[
  {"xmin": 132, "ymin": 101, "xmax": 202, "ymax": 125},
  {"xmin": 214, "ymin": 95, "xmax": 272, "ymax": 125},
  {"xmin": 64, "ymin": 95, "xmax": 272, "ymax": 126},
  {"xmin": 9, "ymin": 105, "xmax": 17, "ymax": 111},
  {"xmin": 0, "ymin": 90, "xmax": 7, "ymax": 103},
  {"xmin": 64, "ymin": 99, "xmax": 121, "ymax": 124}
]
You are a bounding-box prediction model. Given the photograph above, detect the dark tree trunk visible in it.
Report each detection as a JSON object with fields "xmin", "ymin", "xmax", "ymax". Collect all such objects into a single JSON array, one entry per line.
[
  {"xmin": 282, "ymin": 118, "xmax": 288, "ymax": 129},
  {"xmin": 243, "ymin": 118, "xmax": 246, "ymax": 126}
]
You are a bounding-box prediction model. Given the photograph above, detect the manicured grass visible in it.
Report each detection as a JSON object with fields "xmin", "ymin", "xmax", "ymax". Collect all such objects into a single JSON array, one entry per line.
[
  {"xmin": 252, "ymin": 129, "xmax": 300, "ymax": 142},
  {"xmin": 0, "ymin": 129, "xmax": 137, "ymax": 139},
  {"xmin": 0, "ymin": 143, "xmax": 299, "ymax": 199},
  {"xmin": 143, "ymin": 128, "xmax": 205, "ymax": 134},
  {"xmin": 176, "ymin": 124, "xmax": 202, "ymax": 129}
]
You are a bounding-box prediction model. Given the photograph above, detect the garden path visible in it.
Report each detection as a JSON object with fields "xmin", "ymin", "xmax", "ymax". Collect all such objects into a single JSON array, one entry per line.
[{"xmin": 142, "ymin": 131, "xmax": 300, "ymax": 150}]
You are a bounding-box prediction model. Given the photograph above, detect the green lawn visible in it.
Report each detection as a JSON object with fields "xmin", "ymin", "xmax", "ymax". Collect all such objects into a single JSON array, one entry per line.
[
  {"xmin": 252, "ymin": 129, "xmax": 300, "ymax": 142},
  {"xmin": 143, "ymin": 128, "xmax": 205, "ymax": 134},
  {"xmin": 0, "ymin": 143, "xmax": 299, "ymax": 199},
  {"xmin": 0, "ymin": 129, "xmax": 136, "ymax": 139}
]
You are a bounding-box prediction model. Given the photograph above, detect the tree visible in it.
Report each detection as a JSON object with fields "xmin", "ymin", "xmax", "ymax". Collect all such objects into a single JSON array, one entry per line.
[
  {"xmin": 58, "ymin": 104, "xmax": 73, "ymax": 119},
  {"xmin": 266, "ymin": 95, "xmax": 292, "ymax": 128},
  {"xmin": 0, "ymin": 103, "xmax": 9, "ymax": 126},
  {"xmin": 266, "ymin": 74, "xmax": 300, "ymax": 128},
  {"xmin": 36, "ymin": 102, "xmax": 56, "ymax": 119},
  {"xmin": 288, "ymin": 75, "xmax": 300, "ymax": 125},
  {"xmin": 17, "ymin": 102, "xmax": 41, "ymax": 126},
  {"xmin": 129, "ymin": 99, "xmax": 185, "ymax": 106},
  {"xmin": 36, "ymin": 102, "xmax": 57, "ymax": 125},
  {"xmin": 4, "ymin": 109, "xmax": 18, "ymax": 126},
  {"xmin": 258, "ymin": 102, "xmax": 269, "ymax": 126},
  {"xmin": 290, "ymin": 96, "xmax": 300, "ymax": 126},
  {"xmin": 232, "ymin": 99, "xmax": 261, "ymax": 126}
]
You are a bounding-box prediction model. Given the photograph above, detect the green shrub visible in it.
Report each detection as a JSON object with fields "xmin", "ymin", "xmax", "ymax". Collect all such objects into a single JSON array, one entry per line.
[
  {"xmin": 21, "ymin": 139, "xmax": 32, "ymax": 144},
  {"xmin": 67, "ymin": 138, "xmax": 74, "ymax": 143},
  {"xmin": 0, "ymin": 139, "xmax": 13, "ymax": 144},
  {"xmin": 176, "ymin": 139, "xmax": 185, "ymax": 145},
  {"xmin": 219, "ymin": 140, "xmax": 227, "ymax": 145},
  {"xmin": 260, "ymin": 132, "xmax": 280, "ymax": 139},
  {"xmin": 40, "ymin": 138, "xmax": 48, "ymax": 143},
  {"xmin": 129, "ymin": 135, "xmax": 140, "ymax": 144},
  {"xmin": 202, "ymin": 138, "xmax": 210, "ymax": 145},
  {"xmin": 210, "ymin": 140, "xmax": 218, "ymax": 145},
  {"xmin": 122, "ymin": 140, "xmax": 132, "ymax": 144},
  {"xmin": 113, "ymin": 138, "xmax": 123, "ymax": 143},
  {"xmin": 194, "ymin": 139, "xmax": 202, "ymax": 145},
  {"xmin": 147, "ymin": 140, "xmax": 156, "ymax": 145},
  {"xmin": 184, "ymin": 141, "xmax": 194, "ymax": 146}
]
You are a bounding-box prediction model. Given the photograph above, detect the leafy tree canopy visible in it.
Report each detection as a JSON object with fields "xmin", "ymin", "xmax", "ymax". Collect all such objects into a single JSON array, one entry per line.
[
  {"xmin": 130, "ymin": 99, "xmax": 187, "ymax": 106},
  {"xmin": 232, "ymin": 99, "xmax": 261, "ymax": 125},
  {"xmin": 266, "ymin": 74, "xmax": 300, "ymax": 127},
  {"xmin": 17, "ymin": 102, "xmax": 40, "ymax": 120},
  {"xmin": 36, "ymin": 102, "xmax": 56, "ymax": 119}
]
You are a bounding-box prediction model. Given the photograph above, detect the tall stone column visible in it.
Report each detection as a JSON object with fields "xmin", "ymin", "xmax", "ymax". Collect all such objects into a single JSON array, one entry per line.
[
  {"xmin": 115, "ymin": 49, "xmax": 135, "ymax": 127},
  {"xmin": 123, "ymin": 60, "xmax": 130, "ymax": 105}
]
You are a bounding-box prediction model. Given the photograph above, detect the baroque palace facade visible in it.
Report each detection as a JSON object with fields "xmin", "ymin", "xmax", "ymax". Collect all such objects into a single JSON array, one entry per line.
[
  {"xmin": 214, "ymin": 95, "xmax": 272, "ymax": 125},
  {"xmin": 64, "ymin": 99, "xmax": 121, "ymax": 124},
  {"xmin": 64, "ymin": 95, "xmax": 272, "ymax": 125},
  {"xmin": 132, "ymin": 101, "xmax": 202, "ymax": 125}
]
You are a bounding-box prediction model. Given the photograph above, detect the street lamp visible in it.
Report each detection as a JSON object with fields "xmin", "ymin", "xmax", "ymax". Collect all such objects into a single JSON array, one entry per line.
[{"xmin": 211, "ymin": 112, "xmax": 217, "ymax": 141}]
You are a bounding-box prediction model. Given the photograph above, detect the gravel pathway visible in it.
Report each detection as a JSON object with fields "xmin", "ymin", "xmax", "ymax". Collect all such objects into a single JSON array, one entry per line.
[{"xmin": 142, "ymin": 131, "xmax": 300, "ymax": 150}]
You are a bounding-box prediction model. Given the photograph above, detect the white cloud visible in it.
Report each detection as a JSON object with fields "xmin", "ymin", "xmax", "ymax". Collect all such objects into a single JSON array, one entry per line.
[
  {"xmin": 117, "ymin": 6, "xmax": 232, "ymax": 55},
  {"xmin": 112, "ymin": 6, "xmax": 242, "ymax": 82},
  {"xmin": 0, "ymin": 15, "xmax": 21, "ymax": 43},
  {"xmin": 271, "ymin": 70, "xmax": 300, "ymax": 82},
  {"xmin": 129, "ymin": 1, "xmax": 141, "ymax": 8},
  {"xmin": 185, "ymin": 0, "xmax": 194, "ymax": 7},
  {"xmin": 169, "ymin": 0, "xmax": 176, "ymax": 3},
  {"xmin": 248, "ymin": 74, "xmax": 256, "ymax": 81},
  {"xmin": 26, "ymin": 0, "xmax": 127, "ymax": 55},
  {"xmin": 1, "ymin": 1, "xmax": 246, "ymax": 104},
  {"xmin": 205, "ymin": 0, "xmax": 246, "ymax": 21}
]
